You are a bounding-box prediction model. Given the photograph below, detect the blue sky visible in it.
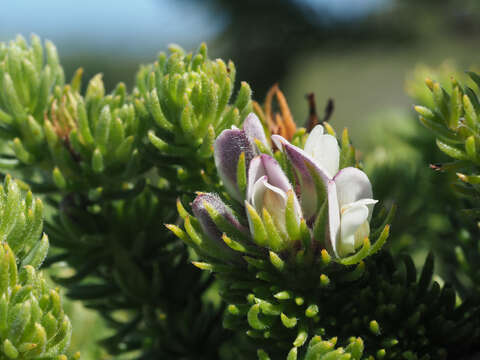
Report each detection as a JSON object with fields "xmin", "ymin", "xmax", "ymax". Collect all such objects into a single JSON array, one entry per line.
[
  {"xmin": 0, "ymin": 0, "xmax": 225, "ymax": 56},
  {"xmin": 0, "ymin": 0, "xmax": 388, "ymax": 56}
]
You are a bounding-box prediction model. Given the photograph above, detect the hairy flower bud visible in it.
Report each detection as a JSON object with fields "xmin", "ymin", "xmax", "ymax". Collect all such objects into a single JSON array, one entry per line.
[
  {"xmin": 214, "ymin": 113, "xmax": 268, "ymax": 201},
  {"xmin": 192, "ymin": 192, "xmax": 245, "ymax": 244}
]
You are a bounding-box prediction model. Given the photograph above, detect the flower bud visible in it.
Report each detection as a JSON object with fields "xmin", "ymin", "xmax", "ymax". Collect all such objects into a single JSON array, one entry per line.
[
  {"xmin": 214, "ymin": 113, "xmax": 268, "ymax": 201},
  {"xmin": 192, "ymin": 192, "xmax": 245, "ymax": 246}
]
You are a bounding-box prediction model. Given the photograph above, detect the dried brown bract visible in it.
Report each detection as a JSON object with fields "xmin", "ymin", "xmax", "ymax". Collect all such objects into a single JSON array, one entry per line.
[{"xmin": 253, "ymin": 83, "xmax": 297, "ymax": 141}]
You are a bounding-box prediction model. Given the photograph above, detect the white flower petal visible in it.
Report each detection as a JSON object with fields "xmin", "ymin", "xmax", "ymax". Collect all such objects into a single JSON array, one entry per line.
[
  {"xmin": 306, "ymin": 124, "xmax": 325, "ymax": 137},
  {"xmin": 338, "ymin": 204, "xmax": 369, "ymax": 257},
  {"xmin": 247, "ymin": 156, "xmax": 266, "ymax": 201},
  {"xmin": 263, "ymin": 181, "xmax": 289, "ymax": 234},
  {"xmin": 341, "ymin": 199, "xmax": 378, "ymax": 209},
  {"xmin": 304, "ymin": 126, "xmax": 340, "ymax": 178},
  {"xmin": 341, "ymin": 198, "xmax": 378, "ymax": 221},
  {"xmin": 327, "ymin": 180, "xmax": 341, "ymax": 257},
  {"xmin": 249, "ymin": 175, "xmax": 289, "ymax": 234},
  {"xmin": 251, "ymin": 175, "xmax": 268, "ymax": 211},
  {"xmin": 334, "ymin": 167, "xmax": 374, "ymax": 208},
  {"xmin": 354, "ymin": 221, "xmax": 370, "ymax": 249}
]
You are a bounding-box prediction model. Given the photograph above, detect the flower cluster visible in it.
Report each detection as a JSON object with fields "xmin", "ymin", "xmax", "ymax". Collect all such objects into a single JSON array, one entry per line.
[
  {"xmin": 192, "ymin": 113, "xmax": 378, "ymax": 258},
  {"xmin": 169, "ymin": 113, "xmax": 391, "ymax": 359}
]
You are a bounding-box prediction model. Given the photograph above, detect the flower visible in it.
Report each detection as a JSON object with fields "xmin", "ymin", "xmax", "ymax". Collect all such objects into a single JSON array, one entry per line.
[
  {"xmin": 192, "ymin": 192, "xmax": 246, "ymax": 244},
  {"xmin": 246, "ymin": 154, "xmax": 302, "ymax": 237},
  {"xmin": 214, "ymin": 113, "xmax": 268, "ymax": 201},
  {"xmin": 328, "ymin": 168, "xmax": 378, "ymax": 257},
  {"xmin": 191, "ymin": 192, "xmax": 247, "ymax": 261},
  {"xmin": 273, "ymin": 125, "xmax": 377, "ymax": 257}
]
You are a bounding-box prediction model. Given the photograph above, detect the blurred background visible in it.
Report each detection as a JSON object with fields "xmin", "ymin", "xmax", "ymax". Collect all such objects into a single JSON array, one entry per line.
[
  {"xmin": 3, "ymin": 0, "xmax": 480, "ymax": 148},
  {"xmin": 2, "ymin": 0, "xmax": 480, "ymax": 146},
  {"xmin": 2, "ymin": 0, "xmax": 480, "ymax": 358}
]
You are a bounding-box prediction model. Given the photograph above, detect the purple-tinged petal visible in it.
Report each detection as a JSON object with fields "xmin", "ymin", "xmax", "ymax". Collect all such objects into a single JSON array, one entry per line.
[
  {"xmin": 272, "ymin": 134, "xmax": 330, "ymax": 219},
  {"xmin": 192, "ymin": 193, "xmax": 245, "ymax": 243},
  {"xmin": 304, "ymin": 125, "xmax": 340, "ymax": 178},
  {"xmin": 247, "ymin": 155, "xmax": 292, "ymax": 201},
  {"xmin": 326, "ymin": 180, "xmax": 341, "ymax": 257},
  {"xmin": 248, "ymin": 175, "xmax": 289, "ymax": 234},
  {"xmin": 214, "ymin": 129, "xmax": 255, "ymax": 201},
  {"xmin": 333, "ymin": 167, "xmax": 375, "ymax": 218},
  {"xmin": 259, "ymin": 154, "xmax": 292, "ymax": 193},
  {"xmin": 243, "ymin": 113, "xmax": 268, "ymax": 149},
  {"xmin": 246, "ymin": 155, "xmax": 301, "ymax": 237}
]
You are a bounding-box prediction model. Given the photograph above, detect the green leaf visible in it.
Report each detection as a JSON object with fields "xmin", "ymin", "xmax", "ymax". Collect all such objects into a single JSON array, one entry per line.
[
  {"xmin": 280, "ymin": 313, "xmax": 297, "ymax": 328},
  {"xmin": 21, "ymin": 233, "xmax": 49, "ymax": 269},
  {"xmin": 52, "ymin": 167, "xmax": 67, "ymax": 190},
  {"xmin": 345, "ymin": 338, "xmax": 364, "ymax": 360},
  {"xmin": 269, "ymin": 251, "xmax": 285, "ymax": 272},
  {"xmin": 12, "ymin": 138, "xmax": 33, "ymax": 164},
  {"xmin": 76, "ymin": 98, "xmax": 94, "ymax": 147},
  {"xmin": 465, "ymin": 135, "xmax": 476, "ymax": 160},
  {"xmin": 197, "ymin": 124, "xmax": 215, "ymax": 158},
  {"xmin": 262, "ymin": 209, "xmax": 285, "ymax": 252},
  {"xmin": 92, "ymin": 148, "xmax": 104, "ymax": 173},
  {"xmin": 436, "ymin": 138, "xmax": 468, "ymax": 160},
  {"xmin": 148, "ymin": 89, "xmax": 174, "ymax": 131},
  {"xmin": 285, "ymin": 190, "xmax": 300, "ymax": 242},
  {"xmin": 247, "ymin": 304, "xmax": 269, "ymax": 330},
  {"xmin": 448, "ymin": 86, "xmax": 462, "ymax": 129},
  {"xmin": 94, "ymin": 106, "xmax": 111, "ymax": 151},
  {"xmin": 338, "ymin": 238, "xmax": 371, "ymax": 266},
  {"xmin": 293, "ymin": 323, "xmax": 308, "ymax": 347},
  {"xmin": 287, "ymin": 347, "xmax": 298, "ymax": 360},
  {"xmin": 463, "ymin": 94, "xmax": 478, "ymax": 129},
  {"xmin": 236, "ymin": 152, "xmax": 247, "ymax": 196},
  {"xmin": 305, "ymin": 304, "xmax": 319, "ymax": 318},
  {"xmin": 3, "ymin": 339, "xmax": 18, "ymax": 359},
  {"xmin": 245, "ymin": 203, "xmax": 268, "ymax": 247}
]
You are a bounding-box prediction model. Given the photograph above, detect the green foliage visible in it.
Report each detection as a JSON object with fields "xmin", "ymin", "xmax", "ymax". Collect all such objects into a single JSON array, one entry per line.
[
  {"xmin": 176, "ymin": 198, "xmax": 480, "ymax": 359},
  {"xmin": 403, "ymin": 63, "xmax": 480, "ymax": 295},
  {"xmin": 0, "ymin": 176, "xmax": 75, "ymax": 360},
  {"xmin": 45, "ymin": 190, "xmax": 229, "ymax": 358},
  {"xmin": 412, "ymin": 68, "xmax": 480, "ymax": 202},
  {"xmin": 362, "ymin": 111, "xmax": 459, "ymax": 261},
  {"xmin": 0, "ymin": 36, "xmax": 148, "ymax": 196},
  {"xmin": 0, "ymin": 35, "xmax": 256, "ymax": 359},
  {"xmin": 0, "ymin": 35, "xmax": 64, "ymax": 167},
  {"xmin": 136, "ymin": 43, "xmax": 252, "ymax": 191},
  {"xmin": 42, "ymin": 75, "xmax": 147, "ymax": 193},
  {"xmin": 3, "ymin": 34, "xmax": 480, "ymax": 360}
]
